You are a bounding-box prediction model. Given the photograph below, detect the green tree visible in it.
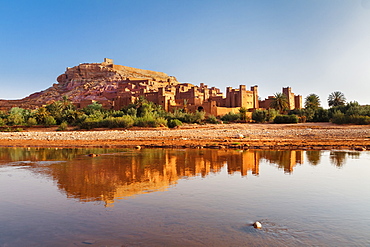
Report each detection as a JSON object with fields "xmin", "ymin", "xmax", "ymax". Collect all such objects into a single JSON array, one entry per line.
[
  {"xmin": 328, "ymin": 91, "xmax": 346, "ymax": 107},
  {"xmin": 221, "ymin": 112, "xmax": 240, "ymax": 122},
  {"xmin": 33, "ymin": 107, "xmax": 50, "ymax": 124},
  {"xmin": 47, "ymin": 100, "xmax": 64, "ymax": 120},
  {"xmin": 238, "ymin": 107, "xmax": 248, "ymax": 121},
  {"xmin": 7, "ymin": 107, "xmax": 29, "ymax": 126},
  {"xmin": 270, "ymin": 92, "xmax": 288, "ymax": 113},
  {"xmin": 305, "ymin": 94, "xmax": 321, "ymax": 110},
  {"xmin": 47, "ymin": 97, "xmax": 77, "ymax": 124},
  {"xmin": 137, "ymin": 102, "xmax": 155, "ymax": 117},
  {"xmin": 267, "ymin": 109, "xmax": 278, "ymax": 122},
  {"xmin": 312, "ymin": 108, "xmax": 329, "ymax": 122},
  {"xmin": 26, "ymin": 117, "xmax": 38, "ymax": 126},
  {"xmin": 252, "ymin": 110, "xmax": 267, "ymax": 123},
  {"xmin": 83, "ymin": 102, "xmax": 103, "ymax": 115},
  {"xmin": 57, "ymin": 121, "xmax": 68, "ymax": 131},
  {"xmin": 0, "ymin": 118, "xmax": 5, "ymax": 127},
  {"xmin": 44, "ymin": 116, "xmax": 57, "ymax": 127}
]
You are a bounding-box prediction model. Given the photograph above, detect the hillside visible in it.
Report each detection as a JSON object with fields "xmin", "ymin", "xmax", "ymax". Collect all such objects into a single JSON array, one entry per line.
[{"xmin": 0, "ymin": 58, "xmax": 178, "ymax": 110}]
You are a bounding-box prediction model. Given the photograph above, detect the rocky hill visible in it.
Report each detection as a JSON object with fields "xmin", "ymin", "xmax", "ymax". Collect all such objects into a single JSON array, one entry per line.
[{"xmin": 0, "ymin": 58, "xmax": 178, "ymax": 110}]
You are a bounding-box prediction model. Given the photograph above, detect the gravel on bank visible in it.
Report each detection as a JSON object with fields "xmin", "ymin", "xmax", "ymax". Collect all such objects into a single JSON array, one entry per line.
[{"xmin": 0, "ymin": 123, "xmax": 370, "ymax": 150}]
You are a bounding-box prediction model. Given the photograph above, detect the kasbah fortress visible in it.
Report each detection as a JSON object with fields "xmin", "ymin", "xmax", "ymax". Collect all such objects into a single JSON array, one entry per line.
[{"xmin": 0, "ymin": 58, "xmax": 302, "ymax": 116}]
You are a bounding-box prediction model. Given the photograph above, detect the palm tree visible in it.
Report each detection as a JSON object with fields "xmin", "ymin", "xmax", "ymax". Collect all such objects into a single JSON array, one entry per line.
[
  {"xmin": 328, "ymin": 91, "xmax": 346, "ymax": 107},
  {"xmin": 305, "ymin": 94, "xmax": 321, "ymax": 110},
  {"xmin": 270, "ymin": 92, "xmax": 288, "ymax": 113},
  {"xmin": 33, "ymin": 107, "xmax": 50, "ymax": 125}
]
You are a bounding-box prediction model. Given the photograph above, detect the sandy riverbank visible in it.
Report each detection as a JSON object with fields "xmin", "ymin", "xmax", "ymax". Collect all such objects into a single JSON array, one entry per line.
[{"xmin": 0, "ymin": 122, "xmax": 369, "ymax": 150}]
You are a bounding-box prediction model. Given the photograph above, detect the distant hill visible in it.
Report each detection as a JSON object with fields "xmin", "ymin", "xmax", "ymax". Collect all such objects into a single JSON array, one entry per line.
[{"xmin": 0, "ymin": 58, "xmax": 178, "ymax": 110}]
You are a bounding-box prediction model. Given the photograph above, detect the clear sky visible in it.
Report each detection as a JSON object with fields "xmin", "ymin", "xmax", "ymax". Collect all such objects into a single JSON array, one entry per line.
[{"xmin": 1, "ymin": 0, "xmax": 370, "ymax": 107}]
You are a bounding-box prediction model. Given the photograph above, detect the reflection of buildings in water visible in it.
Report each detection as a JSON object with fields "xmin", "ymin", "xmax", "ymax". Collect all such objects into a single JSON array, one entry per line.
[
  {"xmin": 259, "ymin": 150, "xmax": 304, "ymax": 173},
  {"xmin": 224, "ymin": 151, "xmax": 260, "ymax": 176},
  {"xmin": 2, "ymin": 148, "xmax": 364, "ymax": 208},
  {"xmin": 42, "ymin": 149, "xmax": 265, "ymax": 206},
  {"xmin": 45, "ymin": 150, "xmax": 230, "ymax": 207},
  {"xmin": 16, "ymin": 149, "xmax": 304, "ymax": 206}
]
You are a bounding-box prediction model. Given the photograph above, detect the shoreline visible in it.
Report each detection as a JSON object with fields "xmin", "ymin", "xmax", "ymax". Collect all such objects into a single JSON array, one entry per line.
[{"xmin": 1, "ymin": 122, "xmax": 369, "ymax": 150}]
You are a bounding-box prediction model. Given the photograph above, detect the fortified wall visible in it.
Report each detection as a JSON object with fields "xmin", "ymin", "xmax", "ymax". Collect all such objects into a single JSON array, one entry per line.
[{"xmin": 259, "ymin": 87, "xmax": 302, "ymax": 110}]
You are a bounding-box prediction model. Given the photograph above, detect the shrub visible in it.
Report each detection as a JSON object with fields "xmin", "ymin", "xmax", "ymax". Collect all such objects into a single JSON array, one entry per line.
[
  {"xmin": 273, "ymin": 115, "xmax": 299, "ymax": 124},
  {"xmin": 155, "ymin": 117, "xmax": 167, "ymax": 127},
  {"xmin": 167, "ymin": 109, "xmax": 186, "ymax": 122},
  {"xmin": 126, "ymin": 108, "xmax": 137, "ymax": 116},
  {"xmin": 75, "ymin": 113, "xmax": 88, "ymax": 125},
  {"xmin": 168, "ymin": 119, "xmax": 183, "ymax": 128},
  {"xmin": 0, "ymin": 127, "xmax": 23, "ymax": 132},
  {"xmin": 303, "ymin": 108, "xmax": 315, "ymax": 122},
  {"xmin": 252, "ymin": 110, "xmax": 267, "ymax": 123},
  {"xmin": 27, "ymin": 117, "xmax": 38, "ymax": 127},
  {"xmin": 135, "ymin": 115, "xmax": 153, "ymax": 127},
  {"xmin": 184, "ymin": 111, "xmax": 205, "ymax": 124},
  {"xmin": 117, "ymin": 115, "xmax": 135, "ymax": 128},
  {"xmin": 221, "ymin": 112, "xmax": 240, "ymax": 122},
  {"xmin": 135, "ymin": 115, "xmax": 167, "ymax": 127},
  {"xmin": 298, "ymin": 116, "xmax": 307, "ymax": 123},
  {"xmin": 103, "ymin": 116, "xmax": 134, "ymax": 128},
  {"xmin": 100, "ymin": 117, "xmax": 114, "ymax": 128},
  {"xmin": 102, "ymin": 116, "xmax": 132, "ymax": 128},
  {"xmin": 331, "ymin": 110, "xmax": 347, "ymax": 124},
  {"xmin": 44, "ymin": 116, "xmax": 57, "ymax": 127},
  {"xmin": 0, "ymin": 118, "xmax": 5, "ymax": 127},
  {"xmin": 267, "ymin": 109, "xmax": 278, "ymax": 122},
  {"xmin": 79, "ymin": 117, "xmax": 102, "ymax": 130},
  {"xmin": 57, "ymin": 121, "xmax": 68, "ymax": 131},
  {"xmin": 312, "ymin": 108, "xmax": 329, "ymax": 122},
  {"xmin": 348, "ymin": 115, "xmax": 370, "ymax": 125},
  {"xmin": 205, "ymin": 115, "xmax": 219, "ymax": 124},
  {"xmin": 83, "ymin": 102, "xmax": 103, "ymax": 115},
  {"xmin": 166, "ymin": 110, "xmax": 206, "ymax": 124},
  {"xmin": 7, "ymin": 114, "xmax": 25, "ymax": 126}
]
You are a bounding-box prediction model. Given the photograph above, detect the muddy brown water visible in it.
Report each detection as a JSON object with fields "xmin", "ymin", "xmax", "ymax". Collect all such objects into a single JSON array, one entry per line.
[{"xmin": 0, "ymin": 148, "xmax": 369, "ymax": 246}]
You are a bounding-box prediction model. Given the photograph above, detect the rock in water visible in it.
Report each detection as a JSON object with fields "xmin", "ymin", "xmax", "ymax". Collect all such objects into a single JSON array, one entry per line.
[
  {"xmin": 88, "ymin": 153, "xmax": 99, "ymax": 157},
  {"xmin": 253, "ymin": 221, "xmax": 262, "ymax": 229},
  {"xmin": 236, "ymin": 134, "xmax": 244, "ymax": 139}
]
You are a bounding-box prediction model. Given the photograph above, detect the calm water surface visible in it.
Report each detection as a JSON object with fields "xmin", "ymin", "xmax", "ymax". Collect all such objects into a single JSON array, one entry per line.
[{"xmin": 0, "ymin": 148, "xmax": 369, "ymax": 246}]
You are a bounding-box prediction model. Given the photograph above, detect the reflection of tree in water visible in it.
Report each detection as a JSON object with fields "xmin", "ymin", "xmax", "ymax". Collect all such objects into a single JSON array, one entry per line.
[
  {"xmin": 329, "ymin": 151, "xmax": 361, "ymax": 168},
  {"xmin": 330, "ymin": 151, "xmax": 347, "ymax": 167},
  {"xmin": 306, "ymin": 151, "xmax": 322, "ymax": 166}
]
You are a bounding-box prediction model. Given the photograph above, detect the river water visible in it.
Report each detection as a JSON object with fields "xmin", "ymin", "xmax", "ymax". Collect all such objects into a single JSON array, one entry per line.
[{"xmin": 0, "ymin": 148, "xmax": 369, "ymax": 246}]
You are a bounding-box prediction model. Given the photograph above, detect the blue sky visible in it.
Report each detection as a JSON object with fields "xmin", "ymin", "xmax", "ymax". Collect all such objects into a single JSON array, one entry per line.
[{"xmin": 1, "ymin": 0, "xmax": 370, "ymax": 107}]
